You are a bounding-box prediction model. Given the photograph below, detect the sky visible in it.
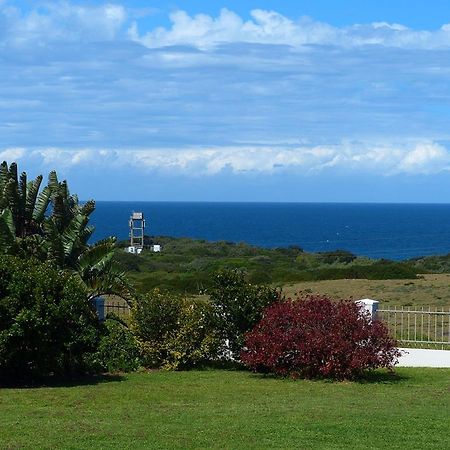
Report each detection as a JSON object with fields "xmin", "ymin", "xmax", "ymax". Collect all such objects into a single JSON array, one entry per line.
[{"xmin": 1, "ymin": 1, "xmax": 450, "ymax": 202}]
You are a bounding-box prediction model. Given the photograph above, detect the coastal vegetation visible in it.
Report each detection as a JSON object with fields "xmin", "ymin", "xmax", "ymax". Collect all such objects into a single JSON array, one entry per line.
[
  {"xmin": 0, "ymin": 256, "xmax": 101, "ymax": 381},
  {"xmin": 0, "ymin": 161, "xmax": 132, "ymax": 303},
  {"xmin": 131, "ymin": 289, "xmax": 220, "ymax": 370},
  {"xmin": 116, "ymin": 236, "xmax": 422, "ymax": 295},
  {"xmin": 0, "ymin": 162, "xmax": 133, "ymax": 380},
  {"xmin": 1, "ymin": 160, "xmax": 449, "ymax": 448},
  {"xmin": 1, "ymin": 161, "xmax": 447, "ymax": 381},
  {"xmin": 209, "ymin": 269, "xmax": 280, "ymax": 358}
]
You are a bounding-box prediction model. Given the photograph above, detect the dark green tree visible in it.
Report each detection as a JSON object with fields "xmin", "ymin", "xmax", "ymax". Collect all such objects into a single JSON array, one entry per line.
[
  {"xmin": 209, "ymin": 269, "xmax": 280, "ymax": 359},
  {"xmin": 0, "ymin": 255, "xmax": 101, "ymax": 380},
  {"xmin": 0, "ymin": 161, "xmax": 132, "ymax": 303}
]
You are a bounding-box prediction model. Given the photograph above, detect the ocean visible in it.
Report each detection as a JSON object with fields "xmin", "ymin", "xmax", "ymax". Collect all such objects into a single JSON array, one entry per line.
[{"xmin": 90, "ymin": 202, "xmax": 450, "ymax": 261}]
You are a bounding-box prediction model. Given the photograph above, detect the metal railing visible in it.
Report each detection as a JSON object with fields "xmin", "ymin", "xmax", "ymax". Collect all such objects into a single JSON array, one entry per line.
[
  {"xmin": 104, "ymin": 301, "xmax": 131, "ymax": 318},
  {"xmin": 378, "ymin": 306, "xmax": 450, "ymax": 349}
]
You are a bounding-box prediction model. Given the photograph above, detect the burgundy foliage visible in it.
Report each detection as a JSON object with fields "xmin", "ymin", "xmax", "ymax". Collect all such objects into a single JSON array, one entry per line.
[{"xmin": 241, "ymin": 296, "xmax": 400, "ymax": 380}]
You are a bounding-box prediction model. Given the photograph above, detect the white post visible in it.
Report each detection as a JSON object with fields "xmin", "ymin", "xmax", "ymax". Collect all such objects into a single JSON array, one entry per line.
[{"xmin": 355, "ymin": 298, "xmax": 379, "ymax": 321}]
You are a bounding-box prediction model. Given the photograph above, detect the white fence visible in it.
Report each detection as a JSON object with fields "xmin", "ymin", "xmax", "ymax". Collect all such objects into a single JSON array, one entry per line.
[
  {"xmin": 377, "ymin": 306, "xmax": 450, "ymax": 349},
  {"xmin": 357, "ymin": 299, "xmax": 450, "ymax": 367}
]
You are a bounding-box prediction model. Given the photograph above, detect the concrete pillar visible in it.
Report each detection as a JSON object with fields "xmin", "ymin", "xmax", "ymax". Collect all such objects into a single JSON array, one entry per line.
[{"xmin": 355, "ymin": 298, "xmax": 379, "ymax": 321}]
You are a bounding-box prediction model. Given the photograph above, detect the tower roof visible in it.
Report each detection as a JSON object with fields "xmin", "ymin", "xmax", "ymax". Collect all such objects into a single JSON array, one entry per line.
[{"xmin": 131, "ymin": 212, "xmax": 143, "ymax": 220}]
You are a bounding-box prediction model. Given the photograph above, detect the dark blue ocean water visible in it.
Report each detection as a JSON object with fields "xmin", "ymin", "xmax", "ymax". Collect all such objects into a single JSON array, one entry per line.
[{"xmin": 90, "ymin": 202, "xmax": 450, "ymax": 261}]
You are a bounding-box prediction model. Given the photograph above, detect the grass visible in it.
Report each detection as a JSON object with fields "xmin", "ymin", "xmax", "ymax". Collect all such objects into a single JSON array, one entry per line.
[
  {"xmin": 1, "ymin": 369, "xmax": 449, "ymax": 449},
  {"xmin": 282, "ymin": 274, "xmax": 450, "ymax": 308}
]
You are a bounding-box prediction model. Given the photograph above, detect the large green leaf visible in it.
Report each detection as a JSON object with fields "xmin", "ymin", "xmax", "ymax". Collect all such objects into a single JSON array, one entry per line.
[
  {"xmin": 8, "ymin": 162, "xmax": 18, "ymax": 184},
  {"xmin": 25, "ymin": 175, "xmax": 43, "ymax": 222},
  {"xmin": 18, "ymin": 172, "xmax": 27, "ymax": 217},
  {"xmin": 79, "ymin": 225, "xmax": 95, "ymax": 246},
  {"xmin": 0, "ymin": 161, "xmax": 9, "ymax": 207},
  {"xmin": 42, "ymin": 220, "xmax": 65, "ymax": 267},
  {"xmin": 77, "ymin": 238, "xmax": 116, "ymax": 273},
  {"xmin": 48, "ymin": 170, "xmax": 59, "ymax": 190},
  {"xmin": 81, "ymin": 200, "xmax": 95, "ymax": 217},
  {"xmin": 33, "ymin": 185, "xmax": 51, "ymax": 222},
  {"xmin": 0, "ymin": 209, "xmax": 15, "ymax": 253},
  {"xmin": 5, "ymin": 178, "xmax": 20, "ymax": 229},
  {"xmin": 60, "ymin": 213, "xmax": 89, "ymax": 261}
]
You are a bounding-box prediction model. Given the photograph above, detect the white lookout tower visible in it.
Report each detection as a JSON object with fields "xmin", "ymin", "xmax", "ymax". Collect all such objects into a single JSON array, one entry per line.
[{"xmin": 128, "ymin": 211, "xmax": 145, "ymax": 254}]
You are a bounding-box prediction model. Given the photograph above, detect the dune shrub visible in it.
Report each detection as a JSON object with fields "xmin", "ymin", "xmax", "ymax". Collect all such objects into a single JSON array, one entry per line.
[
  {"xmin": 209, "ymin": 269, "xmax": 280, "ymax": 359},
  {"xmin": 131, "ymin": 289, "xmax": 220, "ymax": 370},
  {"xmin": 95, "ymin": 319, "xmax": 141, "ymax": 373},
  {"xmin": 317, "ymin": 249, "xmax": 357, "ymax": 264},
  {"xmin": 241, "ymin": 295, "xmax": 400, "ymax": 380},
  {"xmin": 0, "ymin": 256, "xmax": 101, "ymax": 381}
]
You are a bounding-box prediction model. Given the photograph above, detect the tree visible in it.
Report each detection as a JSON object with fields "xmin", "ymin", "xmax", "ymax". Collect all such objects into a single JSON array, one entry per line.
[
  {"xmin": 209, "ymin": 269, "xmax": 280, "ymax": 359},
  {"xmin": 131, "ymin": 289, "xmax": 220, "ymax": 370},
  {"xmin": 0, "ymin": 255, "xmax": 101, "ymax": 381},
  {"xmin": 0, "ymin": 161, "xmax": 133, "ymax": 304}
]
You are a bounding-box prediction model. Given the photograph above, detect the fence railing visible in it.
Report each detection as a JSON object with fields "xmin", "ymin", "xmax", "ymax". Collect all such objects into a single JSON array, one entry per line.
[
  {"xmin": 104, "ymin": 300, "xmax": 131, "ymax": 318},
  {"xmin": 377, "ymin": 306, "xmax": 450, "ymax": 349}
]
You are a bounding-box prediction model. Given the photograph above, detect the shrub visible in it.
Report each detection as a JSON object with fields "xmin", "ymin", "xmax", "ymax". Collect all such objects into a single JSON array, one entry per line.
[
  {"xmin": 290, "ymin": 263, "xmax": 418, "ymax": 282},
  {"xmin": 209, "ymin": 269, "xmax": 280, "ymax": 359},
  {"xmin": 131, "ymin": 289, "xmax": 220, "ymax": 370},
  {"xmin": 241, "ymin": 295, "xmax": 400, "ymax": 380},
  {"xmin": 317, "ymin": 249, "xmax": 357, "ymax": 264},
  {"xmin": 95, "ymin": 319, "xmax": 141, "ymax": 373},
  {"xmin": 113, "ymin": 251, "xmax": 142, "ymax": 272},
  {"xmin": 0, "ymin": 256, "xmax": 101, "ymax": 381}
]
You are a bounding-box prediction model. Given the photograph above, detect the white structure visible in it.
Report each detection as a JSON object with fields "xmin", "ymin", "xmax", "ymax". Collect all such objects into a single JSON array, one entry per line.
[
  {"xmin": 355, "ymin": 298, "xmax": 379, "ymax": 320},
  {"xmin": 128, "ymin": 211, "xmax": 145, "ymax": 252},
  {"xmin": 126, "ymin": 245, "xmax": 143, "ymax": 255},
  {"xmin": 397, "ymin": 348, "xmax": 450, "ymax": 368},
  {"xmin": 151, "ymin": 244, "xmax": 161, "ymax": 252},
  {"xmin": 357, "ymin": 299, "xmax": 450, "ymax": 368}
]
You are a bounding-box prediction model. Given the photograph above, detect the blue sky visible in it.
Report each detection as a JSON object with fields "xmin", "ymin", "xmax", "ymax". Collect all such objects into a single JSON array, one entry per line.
[{"xmin": 1, "ymin": 1, "xmax": 450, "ymax": 201}]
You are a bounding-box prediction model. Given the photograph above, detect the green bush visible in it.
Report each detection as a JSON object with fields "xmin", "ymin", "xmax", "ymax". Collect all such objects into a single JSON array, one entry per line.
[
  {"xmin": 0, "ymin": 256, "xmax": 101, "ymax": 381},
  {"xmin": 131, "ymin": 290, "xmax": 220, "ymax": 370},
  {"xmin": 317, "ymin": 250, "xmax": 357, "ymax": 265},
  {"xmin": 95, "ymin": 319, "xmax": 141, "ymax": 373},
  {"xmin": 209, "ymin": 269, "xmax": 280, "ymax": 359},
  {"xmin": 113, "ymin": 251, "xmax": 142, "ymax": 272}
]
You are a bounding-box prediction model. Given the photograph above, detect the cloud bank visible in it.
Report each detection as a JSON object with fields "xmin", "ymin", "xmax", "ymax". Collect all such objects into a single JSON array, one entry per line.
[
  {"xmin": 132, "ymin": 8, "xmax": 450, "ymax": 50},
  {"xmin": 4, "ymin": 142, "xmax": 449, "ymax": 176},
  {"xmin": 3, "ymin": 3, "xmax": 450, "ymax": 50}
]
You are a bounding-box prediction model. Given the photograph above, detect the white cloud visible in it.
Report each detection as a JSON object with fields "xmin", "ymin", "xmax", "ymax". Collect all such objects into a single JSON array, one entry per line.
[
  {"xmin": 2, "ymin": 3, "xmax": 450, "ymax": 50},
  {"xmin": 0, "ymin": 147, "xmax": 25, "ymax": 161},
  {"xmin": 130, "ymin": 8, "xmax": 450, "ymax": 50},
  {"xmin": 30, "ymin": 148, "xmax": 97, "ymax": 167},
  {"xmin": 397, "ymin": 143, "xmax": 450, "ymax": 174},
  {"xmin": 4, "ymin": 142, "xmax": 449, "ymax": 177},
  {"xmin": 132, "ymin": 9, "xmax": 337, "ymax": 49},
  {"xmin": 1, "ymin": 1, "xmax": 127, "ymax": 46},
  {"xmin": 372, "ymin": 22, "xmax": 408, "ymax": 31}
]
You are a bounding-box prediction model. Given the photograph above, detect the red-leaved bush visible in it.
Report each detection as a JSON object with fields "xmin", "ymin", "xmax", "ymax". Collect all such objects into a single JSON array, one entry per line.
[{"xmin": 241, "ymin": 296, "xmax": 400, "ymax": 380}]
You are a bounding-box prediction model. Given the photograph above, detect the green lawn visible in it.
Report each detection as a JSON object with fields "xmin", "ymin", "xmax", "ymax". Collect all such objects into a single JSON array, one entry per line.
[{"xmin": 1, "ymin": 369, "xmax": 449, "ymax": 449}]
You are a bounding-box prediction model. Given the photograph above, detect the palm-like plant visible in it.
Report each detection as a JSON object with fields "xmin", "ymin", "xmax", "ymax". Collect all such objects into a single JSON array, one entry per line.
[
  {"xmin": 0, "ymin": 162, "xmax": 51, "ymax": 254},
  {"xmin": 0, "ymin": 161, "xmax": 133, "ymax": 304}
]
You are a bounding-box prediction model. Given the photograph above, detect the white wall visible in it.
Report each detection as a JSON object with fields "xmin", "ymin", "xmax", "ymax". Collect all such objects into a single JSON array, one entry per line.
[{"xmin": 397, "ymin": 348, "xmax": 450, "ymax": 368}]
